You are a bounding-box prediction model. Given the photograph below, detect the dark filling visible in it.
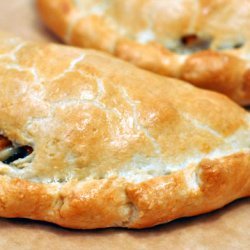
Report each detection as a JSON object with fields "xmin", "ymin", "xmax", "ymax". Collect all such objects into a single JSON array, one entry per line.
[
  {"xmin": 3, "ymin": 146, "xmax": 33, "ymax": 164},
  {"xmin": 0, "ymin": 135, "xmax": 33, "ymax": 164},
  {"xmin": 181, "ymin": 34, "xmax": 201, "ymax": 46},
  {"xmin": 216, "ymin": 42, "xmax": 244, "ymax": 50},
  {"xmin": 0, "ymin": 135, "xmax": 11, "ymax": 150},
  {"xmin": 173, "ymin": 34, "xmax": 244, "ymax": 54},
  {"xmin": 179, "ymin": 34, "xmax": 211, "ymax": 53},
  {"xmin": 234, "ymin": 43, "xmax": 244, "ymax": 49}
]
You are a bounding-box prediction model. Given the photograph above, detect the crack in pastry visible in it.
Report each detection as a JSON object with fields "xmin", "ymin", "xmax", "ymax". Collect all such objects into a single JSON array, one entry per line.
[
  {"xmin": 119, "ymin": 86, "xmax": 162, "ymax": 156},
  {"xmin": 37, "ymin": 0, "xmax": 250, "ymax": 105},
  {"xmin": 0, "ymin": 34, "xmax": 249, "ymax": 229}
]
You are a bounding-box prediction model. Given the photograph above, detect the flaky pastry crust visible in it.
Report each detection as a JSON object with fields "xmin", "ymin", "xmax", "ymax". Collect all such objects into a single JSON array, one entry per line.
[
  {"xmin": 37, "ymin": 0, "xmax": 250, "ymax": 105},
  {"xmin": 0, "ymin": 34, "xmax": 249, "ymax": 229}
]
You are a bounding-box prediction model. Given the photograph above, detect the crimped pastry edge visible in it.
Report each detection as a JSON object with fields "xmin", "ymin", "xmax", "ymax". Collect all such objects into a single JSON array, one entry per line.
[{"xmin": 0, "ymin": 152, "xmax": 249, "ymax": 229}]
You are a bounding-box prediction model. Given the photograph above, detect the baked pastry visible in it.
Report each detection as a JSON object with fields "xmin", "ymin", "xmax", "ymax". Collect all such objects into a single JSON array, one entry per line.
[
  {"xmin": 0, "ymin": 34, "xmax": 249, "ymax": 229},
  {"xmin": 37, "ymin": 0, "xmax": 250, "ymax": 105}
]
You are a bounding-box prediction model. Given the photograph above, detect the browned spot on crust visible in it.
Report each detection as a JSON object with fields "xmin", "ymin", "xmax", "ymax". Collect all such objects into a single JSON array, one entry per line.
[
  {"xmin": 61, "ymin": 2, "xmax": 71, "ymax": 14},
  {"xmin": 242, "ymin": 69, "xmax": 250, "ymax": 92},
  {"xmin": 181, "ymin": 51, "xmax": 246, "ymax": 96}
]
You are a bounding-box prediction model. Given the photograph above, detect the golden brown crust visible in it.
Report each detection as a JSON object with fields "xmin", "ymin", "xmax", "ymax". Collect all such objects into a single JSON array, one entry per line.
[
  {"xmin": 0, "ymin": 154, "xmax": 249, "ymax": 229},
  {"xmin": 0, "ymin": 34, "xmax": 249, "ymax": 229},
  {"xmin": 127, "ymin": 153, "xmax": 250, "ymax": 228},
  {"xmin": 37, "ymin": 0, "xmax": 250, "ymax": 105}
]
